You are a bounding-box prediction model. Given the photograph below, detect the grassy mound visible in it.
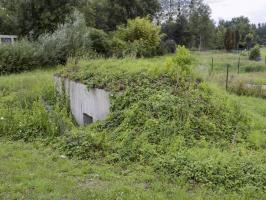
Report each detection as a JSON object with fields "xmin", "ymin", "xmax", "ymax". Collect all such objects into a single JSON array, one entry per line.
[
  {"xmin": 59, "ymin": 54, "xmax": 265, "ymax": 192},
  {"xmin": 0, "ymin": 50, "xmax": 265, "ymax": 198}
]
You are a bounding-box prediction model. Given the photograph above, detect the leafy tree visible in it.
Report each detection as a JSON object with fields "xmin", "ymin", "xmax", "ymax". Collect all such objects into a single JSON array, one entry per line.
[
  {"xmin": 161, "ymin": 15, "xmax": 190, "ymax": 45},
  {"xmin": 79, "ymin": 0, "xmax": 160, "ymax": 31},
  {"xmin": 214, "ymin": 23, "xmax": 226, "ymax": 49},
  {"xmin": 158, "ymin": 0, "xmax": 191, "ymax": 22},
  {"xmin": 245, "ymin": 33, "xmax": 255, "ymax": 50},
  {"xmin": 0, "ymin": 0, "xmax": 76, "ymax": 39},
  {"xmin": 188, "ymin": 0, "xmax": 215, "ymax": 50},
  {"xmin": 224, "ymin": 28, "xmax": 235, "ymax": 51},
  {"xmin": 0, "ymin": 9, "xmax": 16, "ymax": 34},
  {"xmin": 221, "ymin": 16, "xmax": 257, "ymax": 49},
  {"xmin": 256, "ymin": 23, "xmax": 266, "ymax": 45}
]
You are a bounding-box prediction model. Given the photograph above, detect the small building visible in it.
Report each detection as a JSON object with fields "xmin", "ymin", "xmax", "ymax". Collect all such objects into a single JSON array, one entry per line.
[{"xmin": 0, "ymin": 35, "xmax": 18, "ymax": 45}]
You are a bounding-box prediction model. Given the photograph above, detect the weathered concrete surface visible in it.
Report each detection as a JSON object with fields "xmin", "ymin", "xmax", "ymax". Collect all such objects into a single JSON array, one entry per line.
[{"xmin": 54, "ymin": 76, "xmax": 110, "ymax": 126}]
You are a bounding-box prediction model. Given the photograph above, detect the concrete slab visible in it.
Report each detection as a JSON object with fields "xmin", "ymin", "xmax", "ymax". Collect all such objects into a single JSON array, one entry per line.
[{"xmin": 54, "ymin": 76, "xmax": 110, "ymax": 126}]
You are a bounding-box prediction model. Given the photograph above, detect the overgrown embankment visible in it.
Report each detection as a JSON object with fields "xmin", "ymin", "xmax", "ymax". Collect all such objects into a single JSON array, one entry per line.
[
  {"xmin": 59, "ymin": 50, "xmax": 265, "ymax": 193},
  {"xmin": 0, "ymin": 49, "xmax": 265, "ymax": 198}
]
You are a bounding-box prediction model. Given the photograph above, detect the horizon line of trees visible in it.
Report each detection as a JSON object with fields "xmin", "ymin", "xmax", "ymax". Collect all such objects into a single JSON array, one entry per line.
[{"xmin": 0, "ymin": 0, "xmax": 265, "ymax": 51}]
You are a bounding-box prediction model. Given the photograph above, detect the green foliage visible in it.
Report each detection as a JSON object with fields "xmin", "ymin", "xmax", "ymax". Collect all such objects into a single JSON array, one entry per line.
[
  {"xmin": 166, "ymin": 46, "xmax": 194, "ymax": 77},
  {"xmin": 0, "ymin": 11, "xmax": 91, "ymax": 74},
  {"xmin": 0, "ymin": 7, "xmax": 16, "ymax": 34},
  {"xmin": 0, "ymin": 0, "xmax": 76, "ymax": 38},
  {"xmin": 188, "ymin": 1, "xmax": 215, "ymax": 50},
  {"xmin": 248, "ymin": 131, "xmax": 266, "ymax": 148},
  {"xmin": 155, "ymin": 147, "xmax": 266, "ymax": 191},
  {"xmin": 224, "ymin": 28, "xmax": 235, "ymax": 51},
  {"xmin": 157, "ymin": 39, "xmax": 177, "ymax": 55},
  {"xmin": 214, "ymin": 25, "xmax": 226, "ymax": 49},
  {"xmin": 161, "ymin": 16, "xmax": 190, "ymax": 47},
  {"xmin": 249, "ymin": 45, "xmax": 261, "ymax": 61},
  {"xmin": 0, "ymin": 70, "xmax": 74, "ymax": 141},
  {"xmin": 78, "ymin": 0, "xmax": 160, "ymax": 32},
  {"xmin": 89, "ymin": 28, "xmax": 111, "ymax": 56},
  {"xmin": 245, "ymin": 33, "xmax": 255, "ymax": 49},
  {"xmin": 114, "ymin": 17, "xmax": 162, "ymax": 57},
  {"xmin": 244, "ymin": 64, "xmax": 265, "ymax": 73},
  {"xmin": 1, "ymin": 51, "xmax": 266, "ymax": 197},
  {"xmin": 0, "ymin": 40, "xmax": 39, "ymax": 74},
  {"xmin": 38, "ymin": 10, "xmax": 91, "ymax": 65},
  {"xmin": 56, "ymin": 56, "xmax": 266, "ymax": 192}
]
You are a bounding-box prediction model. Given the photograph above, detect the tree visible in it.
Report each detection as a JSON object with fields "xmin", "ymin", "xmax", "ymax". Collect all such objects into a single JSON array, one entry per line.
[
  {"xmin": 256, "ymin": 23, "xmax": 266, "ymax": 45},
  {"xmin": 158, "ymin": 0, "xmax": 191, "ymax": 22},
  {"xmin": 221, "ymin": 16, "xmax": 257, "ymax": 49},
  {"xmin": 0, "ymin": 0, "xmax": 76, "ymax": 39},
  {"xmin": 0, "ymin": 6, "xmax": 17, "ymax": 34},
  {"xmin": 214, "ymin": 22, "xmax": 226, "ymax": 49},
  {"xmin": 79, "ymin": 0, "xmax": 160, "ymax": 32},
  {"xmin": 245, "ymin": 33, "xmax": 254, "ymax": 50},
  {"xmin": 224, "ymin": 28, "xmax": 235, "ymax": 51},
  {"xmin": 188, "ymin": 0, "xmax": 215, "ymax": 50},
  {"xmin": 161, "ymin": 15, "xmax": 190, "ymax": 45}
]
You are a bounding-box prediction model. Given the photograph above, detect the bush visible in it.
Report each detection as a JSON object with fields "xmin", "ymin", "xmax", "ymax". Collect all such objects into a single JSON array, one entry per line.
[
  {"xmin": 109, "ymin": 37, "xmax": 127, "ymax": 58},
  {"xmin": 249, "ymin": 45, "xmax": 261, "ymax": 61},
  {"xmin": 166, "ymin": 46, "xmax": 194, "ymax": 78},
  {"xmin": 89, "ymin": 28, "xmax": 111, "ymax": 56},
  {"xmin": 114, "ymin": 17, "xmax": 162, "ymax": 57},
  {"xmin": 244, "ymin": 64, "xmax": 265, "ymax": 73},
  {"xmin": 0, "ymin": 11, "xmax": 91, "ymax": 74},
  {"xmin": 0, "ymin": 40, "xmax": 39, "ymax": 74},
  {"xmin": 157, "ymin": 39, "xmax": 176, "ymax": 55},
  {"xmin": 38, "ymin": 10, "xmax": 91, "ymax": 65}
]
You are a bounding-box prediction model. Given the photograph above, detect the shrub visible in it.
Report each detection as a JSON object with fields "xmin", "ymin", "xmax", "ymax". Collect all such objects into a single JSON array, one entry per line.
[
  {"xmin": 157, "ymin": 39, "xmax": 176, "ymax": 55},
  {"xmin": 0, "ymin": 11, "xmax": 91, "ymax": 74},
  {"xmin": 0, "ymin": 40, "xmax": 39, "ymax": 74},
  {"xmin": 89, "ymin": 28, "xmax": 111, "ymax": 56},
  {"xmin": 249, "ymin": 45, "xmax": 261, "ymax": 61},
  {"xmin": 166, "ymin": 46, "xmax": 194, "ymax": 78},
  {"xmin": 114, "ymin": 17, "xmax": 162, "ymax": 57},
  {"xmin": 38, "ymin": 10, "xmax": 91, "ymax": 66},
  {"xmin": 244, "ymin": 64, "xmax": 265, "ymax": 73},
  {"xmin": 109, "ymin": 37, "xmax": 127, "ymax": 58}
]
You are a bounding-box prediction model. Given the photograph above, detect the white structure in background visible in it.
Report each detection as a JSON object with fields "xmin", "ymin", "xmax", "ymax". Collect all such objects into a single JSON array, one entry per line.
[
  {"xmin": 0, "ymin": 35, "xmax": 18, "ymax": 45},
  {"xmin": 54, "ymin": 76, "xmax": 110, "ymax": 126}
]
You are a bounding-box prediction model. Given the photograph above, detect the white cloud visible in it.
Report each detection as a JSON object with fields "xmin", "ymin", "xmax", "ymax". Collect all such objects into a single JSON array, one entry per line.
[{"xmin": 205, "ymin": 0, "xmax": 266, "ymax": 24}]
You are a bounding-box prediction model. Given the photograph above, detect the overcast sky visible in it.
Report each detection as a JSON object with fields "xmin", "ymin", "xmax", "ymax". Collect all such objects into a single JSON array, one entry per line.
[{"xmin": 205, "ymin": 0, "xmax": 266, "ymax": 24}]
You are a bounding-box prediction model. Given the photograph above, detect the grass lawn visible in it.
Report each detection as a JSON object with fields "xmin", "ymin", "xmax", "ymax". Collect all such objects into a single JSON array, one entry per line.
[{"xmin": 0, "ymin": 140, "xmax": 233, "ymax": 200}]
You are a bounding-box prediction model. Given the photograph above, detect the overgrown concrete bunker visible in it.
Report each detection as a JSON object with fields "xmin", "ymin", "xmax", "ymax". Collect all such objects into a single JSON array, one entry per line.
[{"xmin": 54, "ymin": 76, "xmax": 110, "ymax": 126}]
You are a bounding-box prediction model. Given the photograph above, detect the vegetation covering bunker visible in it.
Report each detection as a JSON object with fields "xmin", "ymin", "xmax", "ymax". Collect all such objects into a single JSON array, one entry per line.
[{"xmin": 54, "ymin": 75, "xmax": 110, "ymax": 126}]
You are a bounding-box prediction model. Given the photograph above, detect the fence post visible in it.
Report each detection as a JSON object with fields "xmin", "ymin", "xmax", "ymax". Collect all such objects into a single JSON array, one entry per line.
[
  {"xmin": 212, "ymin": 57, "xmax": 214, "ymax": 73},
  {"xmin": 226, "ymin": 64, "xmax": 230, "ymax": 91},
  {"xmin": 237, "ymin": 56, "xmax": 240, "ymax": 74}
]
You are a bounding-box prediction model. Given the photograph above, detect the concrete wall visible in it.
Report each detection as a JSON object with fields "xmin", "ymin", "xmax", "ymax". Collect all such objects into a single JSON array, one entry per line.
[{"xmin": 54, "ymin": 76, "xmax": 110, "ymax": 126}]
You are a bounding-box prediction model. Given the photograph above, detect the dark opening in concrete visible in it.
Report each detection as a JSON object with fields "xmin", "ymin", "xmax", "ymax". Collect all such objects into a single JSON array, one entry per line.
[{"xmin": 83, "ymin": 113, "xmax": 93, "ymax": 125}]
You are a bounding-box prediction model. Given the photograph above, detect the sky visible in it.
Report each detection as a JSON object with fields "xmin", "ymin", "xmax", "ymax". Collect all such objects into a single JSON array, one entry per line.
[{"xmin": 205, "ymin": 0, "xmax": 266, "ymax": 24}]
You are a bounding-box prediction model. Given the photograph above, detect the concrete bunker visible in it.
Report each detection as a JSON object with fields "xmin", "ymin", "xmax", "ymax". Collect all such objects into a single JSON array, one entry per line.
[{"xmin": 54, "ymin": 76, "xmax": 110, "ymax": 126}]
